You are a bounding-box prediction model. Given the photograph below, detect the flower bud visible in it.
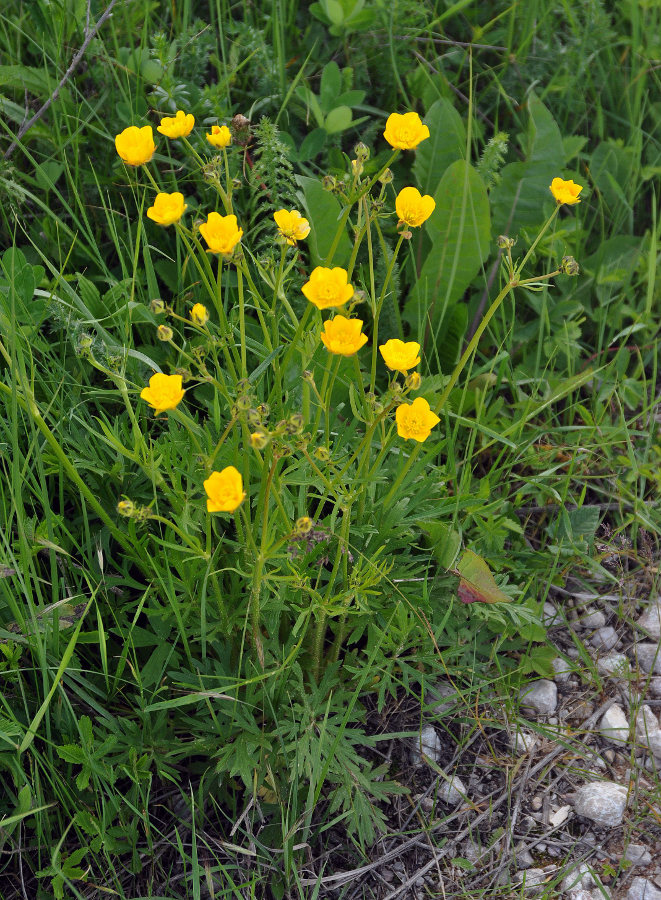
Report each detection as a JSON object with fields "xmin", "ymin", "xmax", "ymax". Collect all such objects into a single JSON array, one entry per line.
[
  {"xmin": 76, "ymin": 333, "xmax": 94, "ymax": 356},
  {"xmin": 302, "ymin": 370, "xmax": 314, "ymax": 384},
  {"xmin": 353, "ymin": 142, "xmax": 370, "ymax": 161},
  {"xmin": 561, "ymin": 255, "xmax": 580, "ymax": 276},
  {"xmin": 117, "ymin": 498, "xmax": 135, "ymax": 517},
  {"xmin": 322, "ymin": 175, "xmax": 337, "ymax": 192},
  {"xmin": 249, "ymin": 430, "xmax": 270, "ymax": 450},
  {"xmin": 157, "ymin": 324, "xmax": 173, "ymax": 341},
  {"xmin": 246, "ymin": 408, "xmax": 261, "ymax": 428},
  {"xmin": 378, "ymin": 168, "xmax": 394, "ymax": 185},
  {"xmin": 231, "ymin": 114, "xmax": 251, "ymax": 145},
  {"xmin": 314, "ymin": 446, "xmax": 331, "ymax": 462},
  {"xmin": 235, "ymin": 394, "xmax": 252, "ymax": 412},
  {"xmin": 351, "ymin": 158, "xmax": 364, "ymax": 177},
  {"xmin": 351, "ymin": 289, "xmax": 367, "ymax": 304},
  {"xmin": 405, "ymin": 372, "xmax": 422, "ymax": 390},
  {"xmin": 150, "ymin": 298, "xmax": 166, "ymax": 314},
  {"xmin": 236, "ymin": 378, "xmax": 251, "ymax": 394},
  {"xmin": 295, "ymin": 516, "xmax": 314, "ymax": 535},
  {"xmin": 497, "ymin": 235, "xmax": 515, "ymax": 249},
  {"xmin": 256, "ymin": 403, "xmax": 270, "ymax": 420},
  {"xmin": 286, "ymin": 413, "xmax": 304, "ymax": 435}
]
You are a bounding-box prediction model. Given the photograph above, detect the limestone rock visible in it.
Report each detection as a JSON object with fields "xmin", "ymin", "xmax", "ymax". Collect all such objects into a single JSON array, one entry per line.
[
  {"xmin": 597, "ymin": 653, "xmax": 630, "ymax": 678},
  {"xmin": 624, "ymin": 844, "xmax": 653, "ymax": 867},
  {"xmin": 437, "ymin": 773, "xmax": 467, "ymax": 805},
  {"xmin": 633, "ymin": 643, "xmax": 661, "ymax": 675},
  {"xmin": 636, "ymin": 601, "xmax": 661, "ymax": 640},
  {"xmin": 519, "ymin": 679, "xmax": 558, "ymax": 716},
  {"xmin": 578, "ymin": 609, "xmax": 606, "ymax": 629},
  {"xmin": 552, "ymin": 656, "xmax": 574, "ymax": 683},
  {"xmin": 412, "ymin": 724, "xmax": 443, "ymax": 765},
  {"xmin": 590, "ymin": 626, "xmax": 618, "ymax": 651},
  {"xmin": 627, "ymin": 878, "xmax": 661, "ymax": 900},
  {"xmin": 635, "ymin": 705, "xmax": 661, "ymax": 758},
  {"xmin": 572, "ymin": 781, "xmax": 627, "ymax": 826},
  {"xmin": 599, "ymin": 704, "xmax": 629, "ymax": 744}
]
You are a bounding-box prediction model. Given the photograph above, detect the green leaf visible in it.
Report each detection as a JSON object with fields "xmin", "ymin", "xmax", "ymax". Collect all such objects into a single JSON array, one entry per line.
[
  {"xmin": 406, "ymin": 160, "xmax": 490, "ymax": 335},
  {"xmin": 412, "ymin": 99, "xmax": 466, "ymax": 197},
  {"xmin": 491, "ymin": 94, "xmax": 564, "ymax": 236},
  {"xmin": 320, "ymin": 61, "xmax": 342, "ymax": 112},
  {"xmin": 325, "ymin": 105, "xmax": 353, "ymax": 134},
  {"xmin": 454, "ymin": 549, "xmax": 511, "ymax": 604},
  {"xmin": 298, "ymin": 127, "xmax": 327, "ymax": 162},
  {"xmin": 296, "ymin": 175, "xmax": 352, "ymax": 267},
  {"xmin": 418, "ymin": 521, "xmax": 462, "ymax": 569}
]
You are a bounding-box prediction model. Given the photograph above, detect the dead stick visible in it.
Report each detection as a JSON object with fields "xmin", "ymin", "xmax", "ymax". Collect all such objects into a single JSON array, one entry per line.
[{"xmin": 4, "ymin": 0, "xmax": 117, "ymax": 160}]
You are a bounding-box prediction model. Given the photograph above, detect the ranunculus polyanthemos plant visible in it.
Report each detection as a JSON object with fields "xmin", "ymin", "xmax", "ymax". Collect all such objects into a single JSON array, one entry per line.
[{"xmin": 103, "ymin": 109, "xmax": 582, "ymax": 678}]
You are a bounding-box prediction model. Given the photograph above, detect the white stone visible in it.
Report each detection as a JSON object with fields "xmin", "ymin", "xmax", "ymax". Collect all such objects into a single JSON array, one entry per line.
[
  {"xmin": 635, "ymin": 705, "xmax": 661, "ymax": 758},
  {"xmin": 437, "ymin": 773, "xmax": 467, "ymax": 805},
  {"xmin": 412, "ymin": 725, "xmax": 443, "ymax": 765},
  {"xmin": 561, "ymin": 863, "xmax": 594, "ymax": 892},
  {"xmin": 599, "ymin": 704, "xmax": 629, "ymax": 744},
  {"xmin": 627, "ymin": 878, "xmax": 661, "ymax": 900},
  {"xmin": 519, "ymin": 679, "xmax": 558, "ymax": 716},
  {"xmin": 636, "ymin": 601, "xmax": 661, "ymax": 640},
  {"xmin": 516, "ymin": 847, "xmax": 535, "ymax": 868},
  {"xmin": 591, "ymin": 626, "xmax": 619, "ymax": 651},
  {"xmin": 428, "ymin": 682, "xmax": 458, "ymax": 716},
  {"xmin": 512, "ymin": 730, "xmax": 538, "ymax": 754},
  {"xmin": 552, "ymin": 656, "xmax": 574, "ymax": 683},
  {"xmin": 542, "ymin": 601, "xmax": 562, "ymax": 626},
  {"xmin": 633, "ymin": 643, "xmax": 661, "ymax": 674},
  {"xmin": 648, "ymin": 676, "xmax": 661, "ymax": 698},
  {"xmin": 573, "ymin": 781, "xmax": 627, "ymax": 826},
  {"xmin": 597, "ymin": 653, "xmax": 630, "ymax": 678},
  {"xmin": 578, "ymin": 609, "xmax": 607, "ymax": 629},
  {"xmin": 568, "ymin": 891, "xmax": 594, "ymax": 900},
  {"xmin": 516, "ymin": 868, "xmax": 546, "ymax": 896},
  {"xmin": 624, "ymin": 844, "xmax": 653, "ymax": 867}
]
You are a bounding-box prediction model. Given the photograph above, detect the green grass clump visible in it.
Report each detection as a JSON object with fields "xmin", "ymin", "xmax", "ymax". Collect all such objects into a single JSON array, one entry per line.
[{"xmin": 0, "ymin": 0, "xmax": 660, "ymax": 897}]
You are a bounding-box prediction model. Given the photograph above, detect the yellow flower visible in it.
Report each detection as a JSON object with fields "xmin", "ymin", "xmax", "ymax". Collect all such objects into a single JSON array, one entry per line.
[
  {"xmin": 204, "ymin": 466, "xmax": 245, "ymax": 513},
  {"xmin": 302, "ymin": 267, "xmax": 354, "ymax": 310},
  {"xmin": 115, "ymin": 125, "xmax": 156, "ymax": 166},
  {"xmin": 140, "ymin": 373, "xmax": 185, "ymax": 415},
  {"xmin": 157, "ymin": 110, "xmax": 195, "ymax": 139},
  {"xmin": 395, "ymin": 397, "xmax": 440, "ymax": 442},
  {"xmin": 206, "ymin": 125, "xmax": 231, "ymax": 148},
  {"xmin": 383, "ymin": 112, "xmax": 430, "ymax": 150},
  {"xmin": 146, "ymin": 192, "xmax": 187, "ymax": 226},
  {"xmin": 319, "ymin": 316, "xmax": 368, "ymax": 356},
  {"xmin": 379, "ymin": 339, "xmax": 421, "ymax": 374},
  {"xmin": 395, "ymin": 187, "xmax": 435, "ymax": 228},
  {"xmin": 199, "ymin": 212, "xmax": 243, "ymax": 255},
  {"xmin": 549, "ymin": 177, "xmax": 583, "ymax": 205},
  {"xmin": 190, "ymin": 303, "xmax": 209, "ymax": 325},
  {"xmin": 273, "ymin": 209, "xmax": 311, "ymax": 245}
]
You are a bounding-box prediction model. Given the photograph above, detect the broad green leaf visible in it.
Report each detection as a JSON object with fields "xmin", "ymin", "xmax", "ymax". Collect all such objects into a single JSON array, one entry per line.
[
  {"xmin": 454, "ymin": 549, "xmax": 511, "ymax": 604},
  {"xmin": 405, "ymin": 159, "xmax": 490, "ymax": 335},
  {"xmin": 491, "ymin": 94, "xmax": 564, "ymax": 236},
  {"xmin": 0, "ymin": 65, "xmax": 57, "ymax": 98},
  {"xmin": 320, "ymin": 61, "xmax": 342, "ymax": 112},
  {"xmin": 325, "ymin": 105, "xmax": 353, "ymax": 134},
  {"xmin": 296, "ymin": 175, "xmax": 352, "ymax": 266},
  {"xmin": 412, "ymin": 98, "xmax": 466, "ymax": 197},
  {"xmin": 418, "ymin": 521, "xmax": 462, "ymax": 569}
]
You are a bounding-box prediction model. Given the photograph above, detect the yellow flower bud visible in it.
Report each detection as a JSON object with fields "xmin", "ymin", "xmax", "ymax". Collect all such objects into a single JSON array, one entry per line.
[
  {"xmin": 383, "ymin": 112, "xmax": 429, "ymax": 150},
  {"xmin": 203, "ymin": 466, "xmax": 245, "ymax": 512},
  {"xmin": 190, "ymin": 303, "xmax": 210, "ymax": 325},
  {"xmin": 319, "ymin": 316, "xmax": 368, "ymax": 356},
  {"xmin": 206, "ymin": 125, "xmax": 231, "ymax": 148},
  {"xmin": 395, "ymin": 397, "xmax": 440, "ymax": 442},
  {"xmin": 115, "ymin": 125, "xmax": 155, "ymax": 166},
  {"xmin": 157, "ymin": 324, "xmax": 173, "ymax": 341},
  {"xmin": 157, "ymin": 110, "xmax": 194, "ymax": 139}
]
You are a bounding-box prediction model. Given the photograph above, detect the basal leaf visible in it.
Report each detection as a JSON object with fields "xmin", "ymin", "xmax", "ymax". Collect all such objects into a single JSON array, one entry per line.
[
  {"xmin": 454, "ymin": 549, "xmax": 510, "ymax": 604},
  {"xmin": 412, "ymin": 98, "xmax": 466, "ymax": 197}
]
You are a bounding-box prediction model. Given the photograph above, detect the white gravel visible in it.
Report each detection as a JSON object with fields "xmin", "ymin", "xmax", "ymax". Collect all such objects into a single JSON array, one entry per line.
[{"xmin": 572, "ymin": 781, "xmax": 627, "ymax": 826}]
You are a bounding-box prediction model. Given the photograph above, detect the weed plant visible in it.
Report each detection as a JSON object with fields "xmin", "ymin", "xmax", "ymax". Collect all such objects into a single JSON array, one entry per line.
[{"xmin": 0, "ymin": 0, "xmax": 660, "ymax": 897}]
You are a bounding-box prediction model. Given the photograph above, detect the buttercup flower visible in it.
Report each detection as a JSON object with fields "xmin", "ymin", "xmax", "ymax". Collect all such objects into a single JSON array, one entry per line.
[
  {"xmin": 274, "ymin": 209, "xmax": 310, "ymax": 245},
  {"xmin": 206, "ymin": 125, "xmax": 231, "ymax": 148},
  {"xmin": 379, "ymin": 339, "xmax": 421, "ymax": 374},
  {"xmin": 146, "ymin": 192, "xmax": 187, "ymax": 226},
  {"xmin": 395, "ymin": 187, "xmax": 435, "ymax": 228},
  {"xmin": 190, "ymin": 303, "xmax": 209, "ymax": 325},
  {"xmin": 383, "ymin": 112, "xmax": 430, "ymax": 150},
  {"xmin": 140, "ymin": 373, "xmax": 185, "ymax": 415},
  {"xmin": 204, "ymin": 466, "xmax": 246, "ymax": 513},
  {"xmin": 157, "ymin": 110, "xmax": 194, "ymax": 139},
  {"xmin": 395, "ymin": 397, "xmax": 440, "ymax": 442},
  {"xmin": 115, "ymin": 125, "xmax": 155, "ymax": 166},
  {"xmin": 302, "ymin": 267, "xmax": 354, "ymax": 310},
  {"xmin": 320, "ymin": 316, "xmax": 368, "ymax": 356},
  {"xmin": 199, "ymin": 212, "xmax": 243, "ymax": 255},
  {"xmin": 549, "ymin": 177, "xmax": 583, "ymax": 205}
]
